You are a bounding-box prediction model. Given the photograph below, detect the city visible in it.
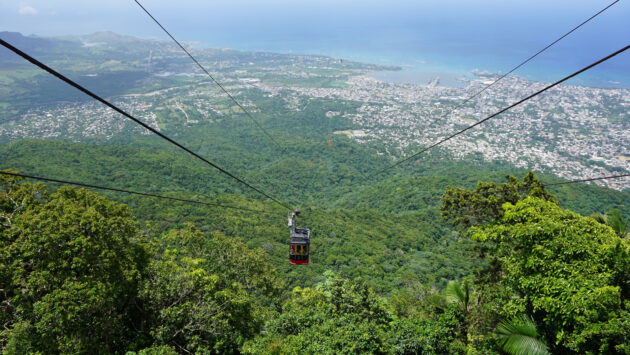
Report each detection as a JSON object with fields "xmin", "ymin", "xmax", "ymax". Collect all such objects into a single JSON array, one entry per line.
[{"xmin": 1, "ymin": 48, "xmax": 628, "ymax": 190}]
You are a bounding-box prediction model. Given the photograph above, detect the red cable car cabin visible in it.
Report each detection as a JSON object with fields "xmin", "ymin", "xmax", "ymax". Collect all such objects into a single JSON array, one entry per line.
[{"xmin": 288, "ymin": 210, "xmax": 310, "ymax": 265}]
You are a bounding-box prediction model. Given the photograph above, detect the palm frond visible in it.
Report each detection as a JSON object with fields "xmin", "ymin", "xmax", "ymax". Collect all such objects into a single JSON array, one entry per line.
[
  {"xmin": 445, "ymin": 280, "xmax": 465, "ymax": 305},
  {"xmin": 462, "ymin": 280, "xmax": 470, "ymax": 306},
  {"xmin": 590, "ymin": 213, "xmax": 607, "ymax": 225},
  {"xmin": 606, "ymin": 209, "xmax": 628, "ymax": 238},
  {"xmin": 496, "ymin": 315, "xmax": 549, "ymax": 355}
]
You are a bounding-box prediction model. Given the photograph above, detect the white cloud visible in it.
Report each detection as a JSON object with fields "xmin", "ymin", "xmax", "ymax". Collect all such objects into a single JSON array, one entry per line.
[{"xmin": 18, "ymin": 3, "xmax": 38, "ymax": 15}]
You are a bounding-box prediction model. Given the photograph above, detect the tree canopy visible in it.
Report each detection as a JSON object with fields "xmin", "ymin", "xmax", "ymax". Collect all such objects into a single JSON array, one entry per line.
[
  {"xmin": 1, "ymin": 176, "xmax": 146, "ymax": 353},
  {"xmin": 1, "ymin": 171, "xmax": 628, "ymax": 354},
  {"xmin": 470, "ymin": 197, "xmax": 630, "ymax": 353}
]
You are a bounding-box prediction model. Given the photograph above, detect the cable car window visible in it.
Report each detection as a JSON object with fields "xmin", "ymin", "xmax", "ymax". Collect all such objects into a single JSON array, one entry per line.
[{"xmin": 288, "ymin": 210, "xmax": 310, "ymax": 265}]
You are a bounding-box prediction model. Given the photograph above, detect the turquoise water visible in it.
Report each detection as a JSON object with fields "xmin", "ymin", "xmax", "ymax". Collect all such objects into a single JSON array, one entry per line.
[
  {"xmin": 219, "ymin": 39, "xmax": 630, "ymax": 89},
  {"xmin": 182, "ymin": 1, "xmax": 630, "ymax": 89},
  {"xmin": 2, "ymin": 0, "xmax": 629, "ymax": 88}
]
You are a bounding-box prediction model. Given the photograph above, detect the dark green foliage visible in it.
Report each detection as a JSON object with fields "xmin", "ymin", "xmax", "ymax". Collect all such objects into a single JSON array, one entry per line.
[
  {"xmin": 471, "ymin": 198, "xmax": 630, "ymax": 353},
  {"xmin": 4, "ymin": 139, "xmax": 627, "ymax": 295},
  {"xmin": 391, "ymin": 305, "xmax": 467, "ymax": 355},
  {"xmin": 440, "ymin": 176, "xmax": 630, "ymax": 354},
  {"xmin": 441, "ymin": 172, "xmax": 555, "ymax": 229},
  {"xmin": 1, "ymin": 176, "xmax": 146, "ymax": 353},
  {"xmin": 126, "ymin": 345, "xmax": 178, "ymax": 355},
  {"xmin": 135, "ymin": 224, "xmax": 282, "ymax": 353},
  {"xmin": 0, "ymin": 177, "xmax": 286, "ymax": 354},
  {"xmin": 243, "ymin": 272, "xmax": 394, "ymax": 354},
  {"xmin": 244, "ymin": 272, "xmax": 472, "ymax": 354},
  {"xmin": 2, "ymin": 165, "xmax": 628, "ymax": 353},
  {"xmin": 138, "ymin": 244, "xmax": 254, "ymax": 353}
]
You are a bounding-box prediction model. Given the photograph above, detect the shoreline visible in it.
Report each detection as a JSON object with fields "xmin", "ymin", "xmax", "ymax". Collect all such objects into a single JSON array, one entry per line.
[{"xmin": 366, "ymin": 67, "xmax": 630, "ymax": 91}]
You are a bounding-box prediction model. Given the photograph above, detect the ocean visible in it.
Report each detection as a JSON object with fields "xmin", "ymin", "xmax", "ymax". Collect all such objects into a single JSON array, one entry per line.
[
  {"xmin": 195, "ymin": 34, "xmax": 630, "ymax": 89},
  {"xmin": 2, "ymin": 0, "xmax": 629, "ymax": 88},
  {"xmin": 171, "ymin": 1, "xmax": 630, "ymax": 89}
]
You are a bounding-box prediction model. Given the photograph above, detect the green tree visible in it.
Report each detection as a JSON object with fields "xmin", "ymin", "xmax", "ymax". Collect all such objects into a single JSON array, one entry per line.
[
  {"xmin": 243, "ymin": 272, "xmax": 393, "ymax": 354},
  {"xmin": 441, "ymin": 172, "xmax": 555, "ymax": 230},
  {"xmin": 138, "ymin": 248, "xmax": 254, "ymax": 354},
  {"xmin": 390, "ymin": 304, "xmax": 467, "ymax": 355},
  {"xmin": 471, "ymin": 197, "xmax": 630, "ymax": 353},
  {"xmin": 137, "ymin": 223, "xmax": 280, "ymax": 354},
  {"xmin": 1, "ymin": 182, "xmax": 146, "ymax": 353}
]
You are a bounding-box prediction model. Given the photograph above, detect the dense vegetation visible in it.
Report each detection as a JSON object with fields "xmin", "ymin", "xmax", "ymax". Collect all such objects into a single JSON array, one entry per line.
[
  {"xmin": 1, "ymin": 31, "xmax": 628, "ymax": 354},
  {"xmin": 2, "ymin": 138, "xmax": 628, "ymax": 294},
  {"xmin": 1, "ymin": 112, "xmax": 628, "ymax": 354},
  {"xmin": 2, "ymin": 171, "xmax": 628, "ymax": 354}
]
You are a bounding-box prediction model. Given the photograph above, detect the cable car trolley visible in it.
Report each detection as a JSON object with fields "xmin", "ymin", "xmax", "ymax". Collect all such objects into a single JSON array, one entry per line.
[{"xmin": 288, "ymin": 210, "xmax": 310, "ymax": 265}]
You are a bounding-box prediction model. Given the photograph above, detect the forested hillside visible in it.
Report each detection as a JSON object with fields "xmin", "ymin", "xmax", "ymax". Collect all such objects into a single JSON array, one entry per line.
[
  {"xmin": 1, "ymin": 31, "xmax": 628, "ymax": 354},
  {"xmin": 2, "ymin": 137, "xmax": 629, "ymax": 292},
  {"xmin": 2, "ymin": 171, "xmax": 628, "ymax": 354}
]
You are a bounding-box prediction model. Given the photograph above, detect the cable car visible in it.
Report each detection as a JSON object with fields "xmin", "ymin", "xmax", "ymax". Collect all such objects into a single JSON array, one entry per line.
[{"xmin": 288, "ymin": 210, "xmax": 310, "ymax": 265}]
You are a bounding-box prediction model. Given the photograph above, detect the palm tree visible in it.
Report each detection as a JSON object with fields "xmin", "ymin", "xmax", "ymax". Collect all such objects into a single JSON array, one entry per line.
[
  {"xmin": 496, "ymin": 315, "xmax": 549, "ymax": 355},
  {"xmin": 590, "ymin": 212, "xmax": 607, "ymax": 225},
  {"xmin": 445, "ymin": 280, "xmax": 470, "ymax": 313},
  {"xmin": 606, "ymin": 209, "xmax": 629, "ymax": 238},
  {"xmin": 444, "ymin": 280, "xmax": 472, "ymax": 346}
]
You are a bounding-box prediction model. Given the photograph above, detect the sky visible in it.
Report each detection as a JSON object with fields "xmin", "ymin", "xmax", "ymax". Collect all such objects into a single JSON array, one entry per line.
[
  {"xmin": 2, "ymin": 0, "xmax": 626, "ymax": 46},
  {"xmin": 1, "ymin": 0, "xmax": 629, "ymax": 85}
]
